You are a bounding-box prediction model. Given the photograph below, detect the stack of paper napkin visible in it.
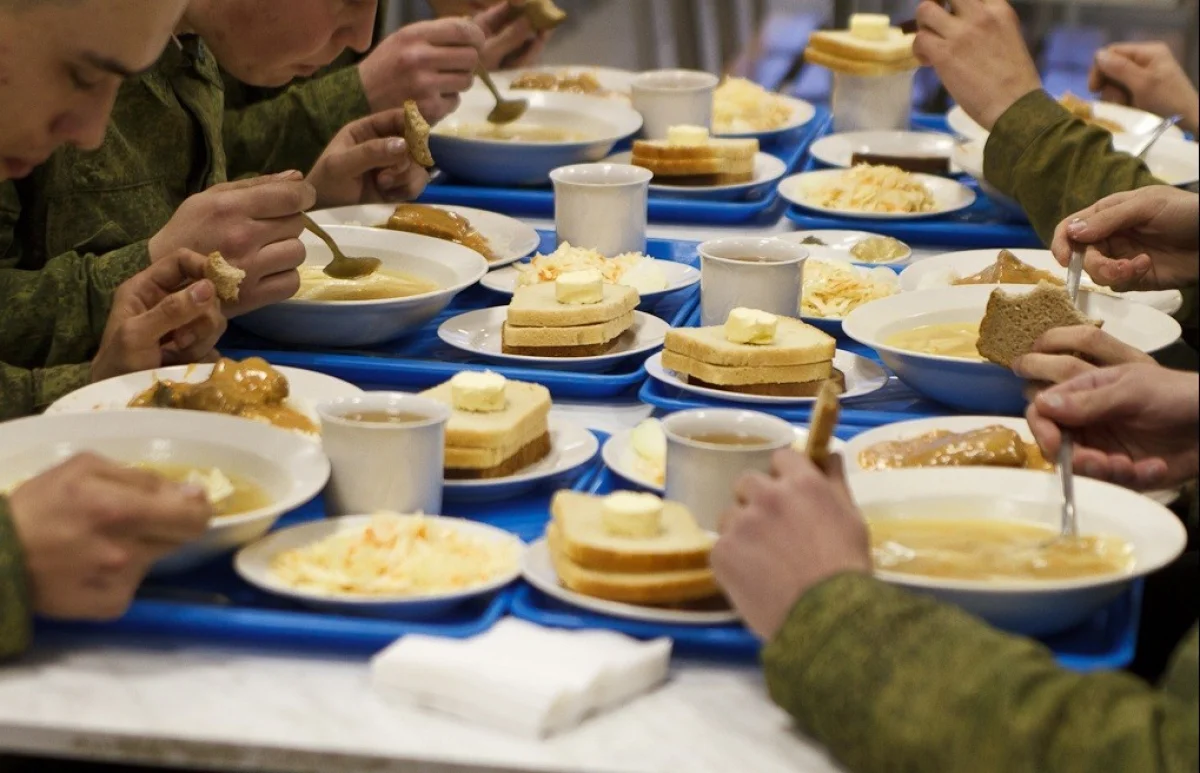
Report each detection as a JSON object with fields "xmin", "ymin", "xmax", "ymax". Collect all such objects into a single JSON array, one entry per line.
[{"xmin": 370, "ymin": 618, "xmax": 672, "ymax": 737}]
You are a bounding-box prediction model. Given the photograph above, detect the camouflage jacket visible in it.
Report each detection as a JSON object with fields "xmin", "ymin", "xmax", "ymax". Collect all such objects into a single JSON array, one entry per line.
[{"xmin": 766, "ymin": 573, "xmax": 1199, "ymax": 772}]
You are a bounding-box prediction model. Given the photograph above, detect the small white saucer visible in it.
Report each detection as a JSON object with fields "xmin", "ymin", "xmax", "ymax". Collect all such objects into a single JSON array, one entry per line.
[{"xmin": 480, "ymin": 260, "xmax": 700, "ymax": 302}]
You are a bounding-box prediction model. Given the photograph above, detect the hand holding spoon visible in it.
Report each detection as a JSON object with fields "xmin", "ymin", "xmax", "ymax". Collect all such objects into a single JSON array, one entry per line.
[{"xmin": 303, "ymin": 214, "xmax": 380, "ymax": 280}]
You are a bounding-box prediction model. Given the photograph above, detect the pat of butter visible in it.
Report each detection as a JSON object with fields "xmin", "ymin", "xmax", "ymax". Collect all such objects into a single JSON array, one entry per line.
[
  {"xmin": 185, "ymin": 468, "xmax": 234, "ymax": 505},
  {"xmin": 724, "ymin": 307, "xmax": 778, "ymax": 345},
  {"xmin": 850, "ymin": 13, "xmax": 891, "ymax": 41},
  {"xmin": 667, "ymin": 125, "xmax": 710, "ymax": 146},
  {"xmin": 450, "ymin": 371, "xmax": 508, "ymax": 412},
  {"xmin": 601, "ymin": 492, "xmax": 664, "ymax": 539},
  {"xmin": 555, "ymin": 269, "xmax": 604, "ymax": 305}
]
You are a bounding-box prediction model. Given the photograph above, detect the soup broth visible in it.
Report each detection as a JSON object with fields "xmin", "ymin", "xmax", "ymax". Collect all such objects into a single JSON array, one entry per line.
[
  {"xmin": 685, "ymin": 432, "xmax": 772, "ymax": 447},
  {"xmin": 294, "ymin": 266, "xmax": 438, "ymax": 302},
  {"xmin": 135, "ymin": 463, "xmax": 271, "ymax": 519},
  {"xmin": 438, "ymin": 123, "xmax": 590, "ymax": 143},
  {"xmin": 869, "ymin": 517, "xmax": 1133, "ymax": 581},
  {"xmin": 338, "ymin": 411, "xmax": 429, "ymax": 425},
  {"xmin": 885, "ymin": 321, "xmax": 983, "ymax": 360}
]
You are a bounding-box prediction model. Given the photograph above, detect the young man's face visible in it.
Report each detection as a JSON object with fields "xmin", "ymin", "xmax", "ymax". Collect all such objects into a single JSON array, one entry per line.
[
  {"xmin": 201, "ymin": 0, "xmax": 378, "ymax": 87},
  {"xmin": 0, "ymin": 0, "xmax": 187, "ymax": 181}
]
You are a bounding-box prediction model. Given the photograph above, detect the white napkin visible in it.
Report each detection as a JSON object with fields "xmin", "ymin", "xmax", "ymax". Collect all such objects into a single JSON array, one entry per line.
[{"xmin": 370, "ymin": 618, "xmax": 672, "ymax": 738}]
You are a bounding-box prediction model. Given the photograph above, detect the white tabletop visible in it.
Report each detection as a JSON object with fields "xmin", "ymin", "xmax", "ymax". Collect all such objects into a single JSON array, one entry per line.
[{"xmin": 0, "ymin": 217, "xmax": 945, "ymax": 772}]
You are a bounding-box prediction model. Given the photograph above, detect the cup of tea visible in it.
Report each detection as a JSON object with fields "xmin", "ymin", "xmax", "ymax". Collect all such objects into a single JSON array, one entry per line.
[
  {"xmin": 317, "ymin": 392, "xmax": 451, "ymax": 516},
  {"xmin": 661, "ymin": 408, "xmax": 797, "ymax": 532},
  {"xmin": 631, "ymin": 69, "xmax": 719, "ymax": 140},
  {"xmin": 551, "ymin": 163, "xmax": 653, "ymax": 257},
  {"xmin": 698, "ymin": 237, "xmax": 808, "ymax": 327}
]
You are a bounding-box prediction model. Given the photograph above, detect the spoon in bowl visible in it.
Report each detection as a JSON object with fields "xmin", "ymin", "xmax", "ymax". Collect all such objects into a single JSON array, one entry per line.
[
  {"xmin": 303, "ymin": 214, "xmax": 381, "ymax": 280},
  {"xmin": 1131, "ymin": 115, "xmax": 1181, "ymax": 160},
  {"xmin": 475, "ymin": 66, "xmax": 528, "ymax": 125},
  {"xmin": 1052, "ymin": 245, "xmax": 1087, "ymax": 544}
]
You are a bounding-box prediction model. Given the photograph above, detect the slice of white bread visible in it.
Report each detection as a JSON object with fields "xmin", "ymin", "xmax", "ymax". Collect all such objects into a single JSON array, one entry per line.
[
  {"xmin": 446, "ymin": 432, "xmax": 551, "ymax": 476},
  {"xmin": 664, "ymin": 317, "xmax": 836, "ymax": 367},
  {"xmin": 420, "ymin": 379, "xmax": 550, "ymax": 452},
  {"xmin": 510, "ymin": 0, "xmax": 567, "ymax": 32},
  {"xmin": 806, "ymin": 28, "xmax": 916, "ymax": 62},
  {"xmin": 550, "ymin": 490, "xmax": 715, "ymax": 572},
  {"xmin": 507, "ymin": 282, "xmax": 639, "ymax": 327},
  {"xmin": 503, "ymin": 312, "xmax": 633, "ymax": 348},
  {"xmin": 662, "ymin": 350, "xmax": 833, "ymax": 386},
  {"xmin": 976, "ymin": 282, "xmax": 1103, "ymax": 369},
  {"xmin": 632, "ymin": 138, "xmax": 757, "ymax": 179}
]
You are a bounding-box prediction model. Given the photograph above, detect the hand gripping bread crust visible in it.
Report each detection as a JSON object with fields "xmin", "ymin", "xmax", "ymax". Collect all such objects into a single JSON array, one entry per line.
[
  {"xmin": 403, "ymin": 101, "xmax": 435, "ymax": 168},
  {"xmin": 204, "ymin": 252, "xmax": 245, "ymax": 303},
  {"xmin": 664, "ymin": 318, "xmax": 836, "ymax": 367},
  {"xmin": 550, "ymin": 490, "xmax": 715, "ymax": 572},
  {"xmin": 507, "ymin": 282, "xmax": 639, "ymax": 327},
  {"xmin": 976, "ymin": 282, "xmax": 1102, "ymax": 369}
]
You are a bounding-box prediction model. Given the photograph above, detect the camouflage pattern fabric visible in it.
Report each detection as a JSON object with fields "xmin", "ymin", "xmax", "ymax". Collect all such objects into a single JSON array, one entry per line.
[{"xmin": 764, "ymin": 573, "xmax": 1199, "ymax": 772}]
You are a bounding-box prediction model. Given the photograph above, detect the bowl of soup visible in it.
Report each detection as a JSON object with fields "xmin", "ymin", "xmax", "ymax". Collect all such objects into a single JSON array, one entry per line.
[
  {"xmin": 849, "ymin": 467, "xmax": 1186, "ymax": 636},
  {"xmin": 235, "ymin": 226, "xmax": 489, "ymax": 348},
  {"xmin": 0, "ymin": 410, "xmax": 329, "ymax": 574},
  {"xmin": 429, "ymin": 90, "xmax": 643, "ymax": 186},
  {"xmin": 842, "ymin": 284, "xmax": 1181, "ymax": 413}
]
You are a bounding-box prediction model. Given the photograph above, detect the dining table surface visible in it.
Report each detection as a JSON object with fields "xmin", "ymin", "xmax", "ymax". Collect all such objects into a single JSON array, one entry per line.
[{"xmin": 0, "ymin": 216, "xmax": 947, "ymax": 773}]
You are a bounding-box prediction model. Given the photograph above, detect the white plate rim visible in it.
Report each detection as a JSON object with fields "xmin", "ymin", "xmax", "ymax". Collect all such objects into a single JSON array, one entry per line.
[
  {"xmin": 808, "ymin": 130, "xmax": 961, "ymax": 172},
  {"xmin": 444, "ymin": 415, "xmax": 599, "ymax": 490},
  {"xmin": 479, "ymin": 260, "xmax": 701, "ymax": 299},
  {"xmin": 779, "ymin": 169, "xmax": 977, "ymax": 220},
  {"xmin": 714, "ymin": 94, "xmax": 817, "ymax": 140}
]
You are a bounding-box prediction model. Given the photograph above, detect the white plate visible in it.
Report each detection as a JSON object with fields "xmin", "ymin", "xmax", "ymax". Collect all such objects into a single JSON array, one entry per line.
[
  {"xmin": 809, "ymin": 131, "xmax": 961, "ymax": 174},
  {"xmin": 947, "ymin": 101, "xmax": 1187, "ymax": 142},
  {"xmin": 480, "ymin": 259, "xmax": 700, "ymax": 301},
  {"xmin": 644, "ymin": 350, "xmax": 889, "ymax": 406},
  {"xmin": 488, "ymin": 65, "xmax": 638, "ymax": 98},
  {"xmin": 797, "ymin": 258, "xmax": 903, "ymax": 336},
  {"xmin": 1112, "ymin": 134, "xmax": 1200, "ymax": 187},
  {"xmin": 45, "ymin": 364, "xmax": 362, "ymax": 438},
  {"xmin": 779, "ymin": 169, "xmax": 977, "ymax": 220},
  {"xmin": 606, "ymin": 151, "xmax": 787, "ymax": 201},
  {"xmin": 308, "ymin": 204, "xmax": 541, "ymax": 270},
  {"xmin": 438, "ymin": 307, "xmax": 669, "ymax": 371},
  {"xmin": 899, "ymin": 248, "xmax": 1184, "ymax": 316},
  {"xmin": 444, "ymin": 415, "xmax": 599, "ymax": 502},
  {"xmin": 842, "ymin": 284, "xmax": 1182, "ymax": 414},
  {"xmin": 521, "ymin": 538, "xmax": 740, "ymax": 626},
  {"xmin": 843, "ymin": 415, "xmax": 1181, "ymax": 506},
  {"xmin": 234, "ymin": 514, "xmax": 523, "ymax": 620},
  {"xmin": 715, "ymin": 95, "xmax": 817, "ymax": 142},
  {"xmin": 602, "ymin": 425, "xmax": 846, "ymax": 495},
  {"xmin": 777, "ymin": 229, "xmax": 913, "ymax": 267}
]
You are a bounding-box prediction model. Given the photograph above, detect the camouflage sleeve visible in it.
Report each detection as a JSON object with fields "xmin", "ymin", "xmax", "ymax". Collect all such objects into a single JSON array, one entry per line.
[
  {"xmin": 984, "ymin": 89, "xmax": 1163, "ymax": 245},
  {"xmin": 0, "ymin": 362, "xmax": 93, "ymax": 420},
  {"xmin": 763, "ymin": 573, "xmax": 1199, "ymax": 773},
  {"xmin": 222, "ymin": 66, "xmax": 373, "ymax": 179},
  {"xmin": 0, "ymin": 496, "xmax": 32, "ymax": 661}
]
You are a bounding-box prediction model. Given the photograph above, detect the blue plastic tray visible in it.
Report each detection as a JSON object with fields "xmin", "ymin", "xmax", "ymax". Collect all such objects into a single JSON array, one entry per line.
[
  {"xmin": 221, "ymin": 233, "xmax": 698, "ymax": 400},
  {"xmin": 416, "ymin": 110, "xmax": 832, "ymax": 226},
  {"xmin": 38, "ymin": 437, "xmax": 609, "ymax": 656},
  {"xmin": 786, "ymin": 113, "xmax": 1041, "ymax": 248},
  {"xmin": 512, "ymin": 464, "xmax": 1143, "ymax": 671}
]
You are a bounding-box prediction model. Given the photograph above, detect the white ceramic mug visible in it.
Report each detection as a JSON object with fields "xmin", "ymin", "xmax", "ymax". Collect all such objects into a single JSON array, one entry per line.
[
  {"xmin": 318, "ymin": 392, "xmax": 451, "ymax": 516},
  {"xmin": 551, "ymin": 163, "xmax": 652, "ymax": 256},
  {"xmin": 662, "ymin": 409, "xmax": 797, "ymax": 532},
  {"xmin": 698, "ymin": 237, "xmax": 808, "ymax": 327},
  {"xmin": 832, "ymin": 70, "xmax": 916, "ymax": 132},
  {"xmin": 631, "ymin": 69, "xmax": 719, "ymax": 140}
]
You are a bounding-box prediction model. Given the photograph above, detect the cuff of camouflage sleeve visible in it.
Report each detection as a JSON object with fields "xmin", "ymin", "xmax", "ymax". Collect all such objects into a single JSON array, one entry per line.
[
  {"xmin": 308, "ymin": 66, "xmax": 373, "ymax": 143},
  {"xmin": 89, "ymin": 241, "xmax": 151, "ymax": 336},
  {"xmin": 983, "ymin": 89, "xmax": 1072, "ymax": 197},
  {"xmin": 0, "ymin": 497, "xmax": 33, "ymax": 660},
  {"xmin": 32, "ymin": 362, "xmax": 94, "ymax": 413}
]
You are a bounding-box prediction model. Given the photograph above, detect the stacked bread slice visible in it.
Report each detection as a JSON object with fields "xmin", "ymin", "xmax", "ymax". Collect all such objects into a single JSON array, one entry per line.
[
  {"xmin": 421, "ymin": 372, "xmax": 552, "ymax": 479},
  {"xmin": 547, "ymin": 490, "xmax": 722, "ymax": 606},
  {"xmin": 632, "ymin": 127, "xmax": 758, "ymax": 186},
  {"xmin": 805, "ymin": 14, "xmax": 919, "ymax": 76},
  {"xmin": 664, "ymin": 309, "xmax": 842, "ymax": 397},
  {"xmin": 503, "ymin": 270, "xmax": 639, "ymax": 357}
]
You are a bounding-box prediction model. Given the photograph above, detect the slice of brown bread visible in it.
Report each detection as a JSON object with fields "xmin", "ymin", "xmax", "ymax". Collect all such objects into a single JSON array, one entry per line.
[
  {"xmin": 204, "ymin": 252, "xmax": 245, "ymax": 303},
  {"xmin": 805, "ymin": 380, "xmax": 842, "ymax": 466},
  {"xmin": 650, "ymin": 171, "xmax": 756, "ymax": 187},
  {"xmin": 445, "ymin": 432, "xmax": 552, "ymax": 479},
  {"xmin": 403, "ymin": 101, "xmax": 434, "ymax": 168},
  {"xmin": 689, "ymin": 369, "xmax": 846, "ymax": 397},
  {"xmin": 502, "ymin": 312, "xmax": 634, "ymax": 348},
  {"xmin": 662, "ymin": 350, "xmax": 833, "ymax": 386},
  {"xmin": 501, "ymin": 338, "xmax": 623, "ymax": 358},
  {"xmin": 975, "ymin": 282, "xmax": 1103, "ymax": 369},
  {"xmin": 512, "ymin": 0, "xmax": 567, "ymax": 31}
]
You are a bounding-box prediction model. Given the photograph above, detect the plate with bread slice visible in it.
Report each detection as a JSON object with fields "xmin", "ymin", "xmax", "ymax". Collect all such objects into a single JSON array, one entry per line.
[
  {"xmin": 309, "ymin": 203, "xmax": 540, "ymax": 269},
  {"xmin": 522, "ymin": 490, "xmax": 739, "ymax": 625},
  {"xmin": 615, "ymin": 127, "xmax": 787, "ymax": 201},
  {"xmin": 779, "ymin": 165, "xmax": 976, "ymax": 220},
  {"xmin": 778, "ymin": 230, "xmax": 912, "ymax": 267},
  {"xmin": 438, "ymin": 276, "xmax": 670, "ymax": 370},
  {"xmin": 809, "ymin": 130, "xmax": 961, "ymax": 175},
  {"xmin": 480, "ymin": 245, "xmax": 699, "ymax": 302}
]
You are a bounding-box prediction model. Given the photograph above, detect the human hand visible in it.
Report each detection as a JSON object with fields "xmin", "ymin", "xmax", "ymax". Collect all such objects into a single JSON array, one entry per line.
[
  {"xmin": 8, "ymin": 454, "xmax": 212, "ymax": 620},
  {"xmin": 1026, "ymin": 363, "xmax": 1200, "ymax": 490},
  {"xmin": 91, "ymin": 249, "xmax": 226, "ymax": 384},
  {"xmin": 307, "ymin": 109, "xmax": 431, "ymax": 207},
  {"xmin": 913, "ymin": 0, "xmax": 1043, "ymax": 132},
  {"xmin": 1012, "ymin": 325, "xmax": 1153, "ymax": 399},
  {"xmin": 1089, "ymin": 42, "xmax": 1200, "ymax": 135},
  {"xmin": 147, "ymin": 173, "xmax": 316, "ymax": 315},
  {"xmin": 474, "ymin": 1, "xmax": 549, "ymax": 71},
  {"xmin": 712, "ymin": 450, "xmax": 871, "ymax": 641},
  {"xmin": 357, "ymin": 18, "xmax": 485, "ymax": 121},
  {"xmin": 1051, "ymin": 186, "xmax": 1200, "ymax": 292}
]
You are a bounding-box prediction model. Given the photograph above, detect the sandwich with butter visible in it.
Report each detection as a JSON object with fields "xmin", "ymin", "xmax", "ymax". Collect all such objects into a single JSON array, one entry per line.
[
  {"xmin": 805, "ymin": 13, "xmax": 919, "ymax": 77},
  {"xmin": 632, "ymin": 126, "xmax": 758, "ymax": 186},
  {"xmin": 421, "ymin": 372, "xmax": 552, "ymax": 479},
  {"xmin": 663, "ymin": 308, "xmax": 843, "ymax": 397},
  {"xmin": 546, "ymin": 490, "xmax": 722, "ymax": 606},
  {"xmin": 503, "ymin": 269, "xmax": 640, "ymax": 357}
]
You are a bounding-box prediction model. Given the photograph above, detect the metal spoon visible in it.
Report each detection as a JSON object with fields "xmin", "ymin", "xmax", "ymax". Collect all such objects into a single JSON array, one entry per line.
[
  {"xmin": 303, "ymin": 214, "xmax": 380, "ymax": 280},
  {"xmin": 475, "ymin": 66, "xmax": 528, "ymax": 125},
  {"xmin": 1052, "ymin": 246, "xmax": 1087, "ymax": 544},
  {"xmin": 1130, "ymin": 115, "xmax": 1181, "ymax": 160}
]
